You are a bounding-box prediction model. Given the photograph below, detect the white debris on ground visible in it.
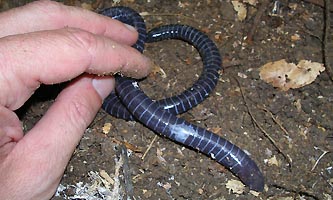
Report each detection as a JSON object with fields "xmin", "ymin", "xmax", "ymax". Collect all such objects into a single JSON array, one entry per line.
[
  {"xmin": 55, "ymin": 157, "xmax": 124, "ymax": 200},
  {"xmin": 225, "ymin": 179, "xmax": 245, "ymax": 195}
]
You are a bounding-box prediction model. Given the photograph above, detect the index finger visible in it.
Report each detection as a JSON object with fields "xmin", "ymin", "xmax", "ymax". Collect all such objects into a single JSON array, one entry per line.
[
  {"xmin": 0, "ymin": 28, "xmax": 151, "ymax": 110},
  {"xmin": 0, "ymin": 1, "xmax": 138, "ymax": 45}
]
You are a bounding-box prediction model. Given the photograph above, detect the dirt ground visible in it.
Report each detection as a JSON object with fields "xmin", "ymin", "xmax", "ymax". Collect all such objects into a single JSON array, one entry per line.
[{"xmin": 3, "ymin": 0, "xmax": 332, "ymax": 199}]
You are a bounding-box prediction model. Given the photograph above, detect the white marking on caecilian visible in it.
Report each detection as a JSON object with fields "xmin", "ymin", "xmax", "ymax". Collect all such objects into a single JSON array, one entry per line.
[
  {"xmin": 163, "ymin": 102, "xmax": 180, "ymax": 110},
  {"xmin": 163, "ymin": 104, "xmax": 175, "ymax": 109},
  {"xmin": 230, "ymin": 151, "xmax": 241, "ymax": 165},
  {"xmin": 132, "ymin": 82, "xmax": 139, "ymax": 88},
  {"xmin": 169, "ymin": 123, "xmax": 198, "ymax": 143}
]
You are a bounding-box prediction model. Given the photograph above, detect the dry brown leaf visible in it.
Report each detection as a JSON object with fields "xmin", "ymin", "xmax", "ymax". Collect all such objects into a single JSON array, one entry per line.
[
  {"xmin": 102, "ymin": 122, "xmax": 112, "ymax": 134},
  {"xmin": 99, "ymin": 170, "xmax": 114, "ymax": 187},
  {"xmin": 244, "ymin": 0, "xmax": 258, "ymax": 6},
  {"xmin": 208, "ymin": 127, "xmax": 222, "ymax": 134},
  {"xmin": 197, "ymin": 188, "xmax": 204, "ymax": 195},
  {"xmin": 162, "ymin": 182, "xmax": 172, "ymax": 190},
  {"xmin": 111, "ymin": 138, "xmax": 142, "ymax": 152},
  {"xmin": 264, "ymin": 155, "xmax": 280, "ymax": 167},
  {"xmin": 291, "ymin": 33, "xmax": 301, "ymax": 41},
  {"xmin": 156, "ymin": 148, "xmax": 167, "ymax": 164},
  {"xmin": 149, "ymin": 62, "xmax": 167, "ymax": 79},
  {"xmin": 232, "ymin": 1, "xmax": 247, "ymax": 21},
  {"xmin": 225, "ymin": 179, "xmax": 245, "ymax": 194},
  {"xmin": 123, "ymin": 141, "xmax": 142, "ymax": 152},
  {"xmin": 259, "ymin": 59, "xmax": 325, "ymax": 91}
]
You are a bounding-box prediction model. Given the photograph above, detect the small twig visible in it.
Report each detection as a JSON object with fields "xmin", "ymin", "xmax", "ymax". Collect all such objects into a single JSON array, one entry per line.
[
  {"xmin": 234, "ymin": 77, "xmax": 292, "ymax": 168},
  {"xmin": 294, "ymin": 24, "xmax": 323, "ymax": 42},
  {"xmin": 259, "ymin": 106, "xmax": 290, "ymax": 136},
  {"xmin": 110, "ymin": 154, "xmax": 123, "ymax": 199},
  {"xmin": 89, "ymin": 112, "xmax": 107, "ymax": 128},
  {"xmin": 271, "ymin": 184, "xmax": 320, "ymax": 200},
  {"xmin": 141, "ymin": 135, "xmax": 158, "ymax": 160},
  {"xmin": 258, "ymin": 106, "xmax": 293, "ymax": 166},
  {"xmin": 119, "ymin": 144, "xmax": 134, "ymax": 200},
  {"xmin": 311, "ymin": 147, "xmax": 330, "ymax": 171},
  {"xmin": 223, "ymin": 59, "xmax": 242, "ymax": 69},
  {"xmin": 246, "ymin": 0, "xmax": 270, "ymax": 43},
  {"xmin": 320, "ymin": 171, "xmax": 333, "ymax": 189},
  {"xmin": 92, "ymin": 0, "xmax": 104, "ymax": 9},
  {"xmin": 323, "ymin": 0, "xmax": 333, "ymax": 81},
  {"xmin": 302, "ymin": 0, "xmax": 333, "ymax": 12}
]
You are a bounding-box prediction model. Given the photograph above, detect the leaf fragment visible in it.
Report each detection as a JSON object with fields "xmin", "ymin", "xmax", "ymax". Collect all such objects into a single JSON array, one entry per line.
[
  {"xmin": 259, "ymin": 59, "xmax": 325, "ymax": 91},
  {"xmin": 232, "ymin": 1, "xmax": 247, "ymax": 21},
  {"xmin": 226, "ymin": 179, "xmax": 245, "ymax": 194}
]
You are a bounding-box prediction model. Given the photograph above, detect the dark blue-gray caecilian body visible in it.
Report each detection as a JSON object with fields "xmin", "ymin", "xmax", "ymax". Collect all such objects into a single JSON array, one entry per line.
[{"xmin": 101, "ymin": 6, "xmax": 264, "ymax": 192}]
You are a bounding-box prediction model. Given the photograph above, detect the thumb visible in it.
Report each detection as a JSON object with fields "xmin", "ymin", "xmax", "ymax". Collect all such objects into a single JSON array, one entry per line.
[
  {"xmin": 0, "ymin": 75, "xmax": 114, "ymax": 199},
  {"xmin": 24, "ymin": 74, "xmax": 114, "ymax": 163}
]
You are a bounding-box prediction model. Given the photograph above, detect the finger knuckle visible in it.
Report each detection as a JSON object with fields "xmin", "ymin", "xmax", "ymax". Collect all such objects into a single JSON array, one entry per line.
[
  {"xmin": 28, "ymin": 1, "xmax": 72, "ymax": 27},
  {"xmin": 65, "ymin": 28, "xmax": 98, "ymax": 54},
  {"xmin": 28, "ymin": 0, "xmax": 64, "ymax": 14},
  {"xmin": 67, "ymin": 96, "xmax": 93, "ymax": 128},
  {"xmin": 63, "ymin": 28, "xmax": 99, "ymax": 68}
]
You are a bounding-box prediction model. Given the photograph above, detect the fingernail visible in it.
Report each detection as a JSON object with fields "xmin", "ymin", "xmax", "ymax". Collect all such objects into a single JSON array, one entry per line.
[
  {"xmin": 124, "ymin": 24, "xmax": 137, "ymax": 32},
  {"xmin": 92, "ymin": 77, "xmax": 115, "ymax": 99}
]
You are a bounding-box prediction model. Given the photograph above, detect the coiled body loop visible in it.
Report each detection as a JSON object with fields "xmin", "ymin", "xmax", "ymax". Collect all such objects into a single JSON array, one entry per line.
[{"xmin": 101, "ymin": 6, "xmax": 264, "ymax": 192}]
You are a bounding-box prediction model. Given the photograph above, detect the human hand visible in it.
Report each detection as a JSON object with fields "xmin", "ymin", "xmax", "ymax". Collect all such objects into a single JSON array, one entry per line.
[{"xmin": 0, "ymin": 1, "xmax": 151, "ymax": 199}]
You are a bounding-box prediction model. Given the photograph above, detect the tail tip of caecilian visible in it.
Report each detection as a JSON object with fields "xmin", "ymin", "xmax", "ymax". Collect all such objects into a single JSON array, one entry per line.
[
  {"xmin": 237, "ymin": 160, "xmax": 265, "ymax": 192},
  {"xmin": 248, "ymin": 172, "xmax": 265, "ymax": 192}
]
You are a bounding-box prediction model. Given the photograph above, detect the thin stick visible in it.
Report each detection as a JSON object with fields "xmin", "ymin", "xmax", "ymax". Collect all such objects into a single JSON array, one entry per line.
[
  {"xmin": 311, "ymin": 148, "xmax": 330, "ymax": 171},
  {"xmin": 271, "ymin": 184, "xmax": 320, "ymax": 200},
  {"xmin": 141, "ymin": 135, "xmax": 158, "ymax": 160},
  {"xmin": 323, "ymin": 0, "xmax": 333, "ymax": 81},
  {"xmin": 260, "ymin": 106, "xmax": 290, "ymax": 136},
  {"xmin": 234, "ymin": 77, "xmax": 292, "ymax": 168},
  {"xmin": 119, "ymin": 144, "xmax": 134, "ymax": 200},
  {"xmin": 246, "ymin": 0, "xmax": 270, "ymax": 43},
  {"xmin": 302, "ymin": 0, "xmax": 333, "ymax": 11},
  {"xmin": 89, "ymin": 113, "xmax": 107, "ymax": 128},
  {"xmin": 320, "ymin": 171, "xmax": 333, "ymax": 189}
]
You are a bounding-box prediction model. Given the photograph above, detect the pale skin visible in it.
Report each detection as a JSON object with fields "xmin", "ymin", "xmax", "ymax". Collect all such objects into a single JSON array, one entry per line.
[{"xmin": 0, "ymin": 1, "xmax": 151, "ymax": 199}]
